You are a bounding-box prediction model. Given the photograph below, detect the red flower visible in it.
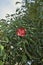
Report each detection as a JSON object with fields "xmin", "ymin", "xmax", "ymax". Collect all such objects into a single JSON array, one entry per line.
[{"xmin": 16, "ymin": 28, "xmax": 26, "ymax": 37}]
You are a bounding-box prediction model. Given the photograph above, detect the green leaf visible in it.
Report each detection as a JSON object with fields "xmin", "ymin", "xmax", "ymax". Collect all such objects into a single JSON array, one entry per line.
[
  {"xmin": 18, "ymin": 11, "xmax": 21, "ymax": 14},
  {"xmin": 0, "ymin": 61, "xmax": 4, "ymax": 65},
  {"xmin": 16, "ymin": 2, "xmax": 21, "ymax": 4},
  {"xmin": 0, "ymin": 45, "xmax": 4, "ymax": 50},
  {"xmin": 0, "ymin": 44, "xmax": 4, "ymax": 56},
  {"xmin": 16, "ymin": 8, "xmax": 20, "ymax": 12},
  {"xmin": 22, "ymin": 54, "xmax": 27, "ymax": 63}
]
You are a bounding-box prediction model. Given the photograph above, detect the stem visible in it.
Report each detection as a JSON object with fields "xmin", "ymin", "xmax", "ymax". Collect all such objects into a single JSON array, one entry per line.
[{"xmin": 23, "ymin": 41, "xmax": 36, "ymax": 59}]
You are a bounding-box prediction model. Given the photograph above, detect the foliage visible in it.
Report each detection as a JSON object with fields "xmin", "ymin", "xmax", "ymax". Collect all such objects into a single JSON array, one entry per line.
[{"xmin": 0, "ymin": 0, "xmax": 43, "ymax": 65}]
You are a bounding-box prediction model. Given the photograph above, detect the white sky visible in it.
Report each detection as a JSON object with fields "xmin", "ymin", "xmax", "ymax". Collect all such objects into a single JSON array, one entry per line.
[{"xmin": 0, "ymin": 0, "xmax": 22, "ymax": 19}]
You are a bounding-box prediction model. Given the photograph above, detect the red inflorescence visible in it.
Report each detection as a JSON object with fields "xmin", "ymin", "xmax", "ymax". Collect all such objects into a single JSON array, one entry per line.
[{"xmin": 16, "ymin": 27, "xmax": 26, "ymax": 37}]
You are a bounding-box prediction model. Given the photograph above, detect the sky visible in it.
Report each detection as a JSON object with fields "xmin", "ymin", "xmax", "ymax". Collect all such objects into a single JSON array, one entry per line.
[{"xmin": 0, "ymin": 0, "xmax": 22, "ymax": 19}]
